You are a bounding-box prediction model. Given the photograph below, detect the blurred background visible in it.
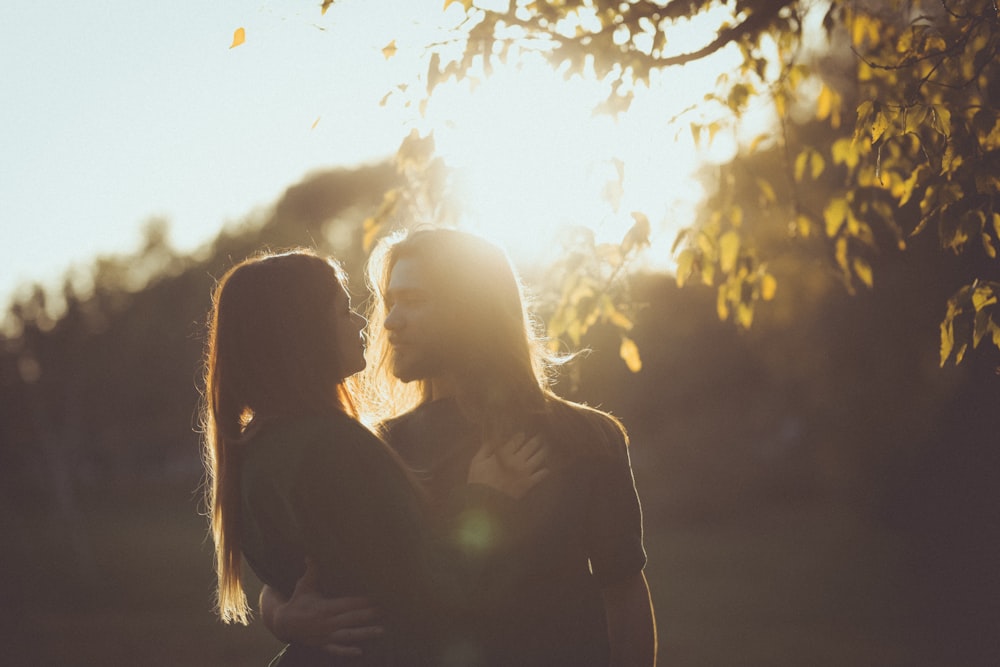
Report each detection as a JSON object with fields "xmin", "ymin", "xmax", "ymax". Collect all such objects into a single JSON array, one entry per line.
[
  {"xmin": 2, "ymin": 164, "xmax": 998, "ymax": 665},
  {"xmin": 2, "ymin": 2, "xmax": 999, "ymax": 666}
]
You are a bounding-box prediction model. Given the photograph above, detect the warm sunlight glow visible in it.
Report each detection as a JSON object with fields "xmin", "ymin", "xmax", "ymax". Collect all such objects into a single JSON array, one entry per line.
[{"xmin": 411, "ymin": 3, "xmax": 748, "ymax": 273}]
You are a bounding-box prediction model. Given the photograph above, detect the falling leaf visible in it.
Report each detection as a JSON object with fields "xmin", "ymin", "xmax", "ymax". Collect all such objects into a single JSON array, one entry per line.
[
  {"xmin": 230, "ymin": 27, "xmax": 246, "ymax": 49},
  {"xmin": 311, "ymin": 117, "xmax": 321, "ymax": 130},
  {"xmin": 619, "ymin": 336, "xmax": 642, "ymax": 373},
  {"xmin": 321, "ymin": 0, "xmax": 335, "ymax": 15},
  {"xmin": 382, "ymin": 40, "xmax": 398, "ymax": 60}
]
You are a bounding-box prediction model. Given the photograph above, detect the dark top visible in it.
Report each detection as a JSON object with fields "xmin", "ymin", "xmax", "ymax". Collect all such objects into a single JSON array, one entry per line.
[
  {"xmin": 383, "ymin": 398, "xmax": 647, "ymax": 667},
  {"xmin": 240, "ymin": 412, "xmax": 451, "ymax": 666}
]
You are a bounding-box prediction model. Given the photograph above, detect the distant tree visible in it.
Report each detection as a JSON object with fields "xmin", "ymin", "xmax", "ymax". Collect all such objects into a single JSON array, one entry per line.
[{"xmin": 357, "ymin": 0, "xmax": 999, "ymax": 368}]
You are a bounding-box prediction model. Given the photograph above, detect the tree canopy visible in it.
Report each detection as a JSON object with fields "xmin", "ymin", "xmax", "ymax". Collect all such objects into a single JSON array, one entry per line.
[{"xmin": 361, "ymin": 0, "xmax": 1000, "ymax": 368}]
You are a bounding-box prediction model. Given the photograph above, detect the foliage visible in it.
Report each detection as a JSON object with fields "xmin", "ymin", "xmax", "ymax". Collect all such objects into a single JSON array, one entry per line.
[{"xmin": 359, "ymin": 0, "xmax": 1000, "ymax": 368}]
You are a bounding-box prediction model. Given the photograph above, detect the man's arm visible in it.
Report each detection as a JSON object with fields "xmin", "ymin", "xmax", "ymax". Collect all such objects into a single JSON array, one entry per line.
[
  {"xmin": 259, "ymin": 563, "xmax": 383, "ymax": 657},
  {"xmin": 602, "ymin": 571, "xmax": 657, "ymax": 667}
]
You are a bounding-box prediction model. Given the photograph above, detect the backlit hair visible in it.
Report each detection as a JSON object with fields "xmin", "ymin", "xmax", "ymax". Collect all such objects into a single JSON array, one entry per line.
[
  {"xmin": 361, "ymin": 228, "xmax": 627, "ymax": 451},
  {"xmin": 200, "ymin": 249, "xmax": 357, "ymax": 624}
]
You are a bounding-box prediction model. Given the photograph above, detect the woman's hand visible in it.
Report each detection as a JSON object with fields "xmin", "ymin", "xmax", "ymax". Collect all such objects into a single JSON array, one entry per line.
[
  {"xmin": 468, "ymin": 432, "xmax": 550, "ymax": 499},
  {"xmin": 264, "ymin": 558, "xmax": 384, "ymax": 657}
]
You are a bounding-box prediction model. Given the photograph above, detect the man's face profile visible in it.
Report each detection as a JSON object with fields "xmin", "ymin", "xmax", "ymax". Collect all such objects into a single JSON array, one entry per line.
[{"xmin": 384, "ymin": 257, "xmax": 451, "ymax": 383}]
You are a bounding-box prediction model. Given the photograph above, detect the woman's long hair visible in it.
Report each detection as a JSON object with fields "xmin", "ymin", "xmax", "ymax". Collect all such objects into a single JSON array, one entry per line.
[
  {"xmin": 200, "ymin": 250, "xmax": 356, "ymax": 624},
  {"xmin": 361, "ymin": 228, "xmax": 626, "ymax": 452}
]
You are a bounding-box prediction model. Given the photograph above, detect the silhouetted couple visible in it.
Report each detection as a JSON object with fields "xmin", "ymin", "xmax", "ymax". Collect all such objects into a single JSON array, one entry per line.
[{"xmin": 202, "ymin": 228, "xmax": 656, "ymax": 665}]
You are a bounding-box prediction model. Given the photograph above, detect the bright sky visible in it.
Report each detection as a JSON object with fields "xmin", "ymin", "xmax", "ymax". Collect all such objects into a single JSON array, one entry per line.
[
  {"xmin": 0, "ymin": 1, "xmax": 435, "ymax": 306},
  {"xmin": 1, "ymin": 0, "xmax": 765, "ymax": 309}
]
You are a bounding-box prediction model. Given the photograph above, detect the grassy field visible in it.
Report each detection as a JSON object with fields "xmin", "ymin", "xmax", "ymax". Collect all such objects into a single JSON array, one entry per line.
[{"xmin": 1, "ymin": 478, "xmax": 936, "ymax": 666}]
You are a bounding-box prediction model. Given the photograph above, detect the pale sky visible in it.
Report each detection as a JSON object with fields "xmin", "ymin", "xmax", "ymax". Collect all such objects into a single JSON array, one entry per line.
[
  {"xmin": 2, "ymin": 1, "xmax": 774, "ymax": 310},
  {"xmin": 0, "ymin": 1, "xmax": 437, "ymax": 306}
]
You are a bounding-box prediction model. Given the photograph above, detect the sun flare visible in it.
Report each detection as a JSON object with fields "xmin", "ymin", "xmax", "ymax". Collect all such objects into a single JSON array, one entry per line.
[{"xmin": 415, "ymin": 46, "xmax": 739, "ymax": 271}]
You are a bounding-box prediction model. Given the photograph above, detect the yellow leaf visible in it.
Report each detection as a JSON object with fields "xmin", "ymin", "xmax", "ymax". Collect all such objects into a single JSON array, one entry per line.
[
  {"xmin": 675, "ymin": 249, "xmax": 694, "ymax": 287},
  {"xmin": 871, "ymin": 109, "xmax": 889, "ymax": 144},
  {"xmin": 795, "ymin": 149, "xmax": 809, "ymax": 182},
  {"xmin": 796, "ymin": 214, "xmax": 812, "ymax": 238},
  {"xmin": 761, "ymin": 273, "xmax": 777, "ymax": 301},
  {"xmin": 229, "ymin": 27, "xmax": 245, "ymax": 49},
  {"xmin": 854, "ymin": 100, "xmax": 873, "ymax": 144},
  {"xmin": 701, "ymin": 262, "xmax": 715, "ymax": 286},
  {"xmin": 757, "ymin": 178, "xmax": 776, "ymax": 204},
  {"xmin": 853, "ymin": 257, "xmax": 874, "ymax": 288},
  {"xmin": 619, "ymin": 336, "xmax": 642, "ymax": 373},
  {"xmin": 321, "ymin": 0, "xmax": 334, "ymax": 14},
  {"xmin": 940, "ymin": 318, "xmax": 954, "ymax": 366},
  {"xmin": 748, "ymin": 133, "xmax": 771, "ymax": 153},
  {"xmin": 311, "ymin": 117, "xmax": 321, "ymax": 130},
  {"xmin": 716, "ymin": 285, "xmax": 730, "ymax": 320},
  {"xmin": 955, "ymin": 342, "xmax": 968, "ymax": 364},
  {"xmin": 729, "ymin": 205, "xmax": 743, "ymax": 228},
  {"xmin": 824, "ymin": 198, "xmax": 848, "ymax": 237},
  {"xmin": 719, "ymin": 230, "xmax": 740, "ymax": 273},
  {"xmin": 810, "ymin": 151, "xmax": 825, "ymax": 179},
  {"xmin": 972, "ymin": 285, "xmax": 997, "ymax": 311},
  {"xmin": 817, "ymin": 85, "xmax": 833, "ymax": 121},
  {"xmin": 382, "ymin": 40, "xmax": 398, "ymax": 59},
  {"xmin": 736, "ymin": 303, "xmax": 754, "ymax": 329},
  {"xmin": 983, "ymin": 233, "xmax": 997, "ymax": 259},
  {"xmin": 835, "ymin": 237, "xmax": 849, "ymax": 271}
]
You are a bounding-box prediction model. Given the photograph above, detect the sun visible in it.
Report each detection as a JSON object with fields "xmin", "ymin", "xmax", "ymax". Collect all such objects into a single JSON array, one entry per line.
[{"xmin": 418, "ymin": 52, "xmax": 716, "ymax": 271}]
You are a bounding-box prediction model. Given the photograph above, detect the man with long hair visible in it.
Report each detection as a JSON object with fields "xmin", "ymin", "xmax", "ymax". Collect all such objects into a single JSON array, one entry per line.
[{"xmin": 266, "ymin": 229, "xmax": 656, "ymax": 665}]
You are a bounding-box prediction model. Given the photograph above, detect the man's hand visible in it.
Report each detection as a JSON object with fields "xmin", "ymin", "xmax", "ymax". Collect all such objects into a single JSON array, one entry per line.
[
  {"xmin": 468, "ymin": 432, "xmax": 550, "ymax": 499},
  {"xmin": 261, "ymin": 558, "xmax": 384, "ymax": 657}
]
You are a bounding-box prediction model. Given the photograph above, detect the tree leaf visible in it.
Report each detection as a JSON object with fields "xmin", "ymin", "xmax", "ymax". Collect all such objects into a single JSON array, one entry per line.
[
  {"xmin": 940, "ymin": 317, "xmax": 954, "ymax": 366},
  {"xmin": 972, "ymin": 285, "xmax": 997, "ymax": 312},
  {"xmin": 757, "ymin": 178, "xmax": 776, "ymax": 204},
  {"xmin": 973, "ymin": 308, "xmax": 990, "ymax": 348},
  {"xmin": 795, "ymin": 149, "xmax": 809, "ymax": 182},
  {"xmin": 810, "ymin": 151, "xmax": 825, "ymax": 179},
  {"xmin": 619, "ymin": 336, "xmax": 642, "ymax": 373},
  {"xmin": 230, "ymin": 27, "xmax": 246, "ymax": 49},
  {"xmin": 853, "ymin": 257, "xmax": 873, "ymax": 288},
  {"xmin": 675, "ymin": 248, "xmax": 694, "ymax": 287},
  {"xmin": 382, "ymin": 40, "xmax": 398, "ymax": 59},
  {"xmin": 871, "ymin": 109, "xmax": 889, "ymax": 144},
  {"xmin": 719, "ymin": 230, "xmax": 740, "ymax": 273},
  {"xmin": 716, "ymin": 284, "xmax": 730, "ymax": 320},
  {"xmin": 983, "ymin": 233, "xmax": 997, "ymax": 259},
  {"xmin": 761, "ymin": 273, "xmax": 777, "ymax": 301},
  {"xmin": 824, "ymin": 198, "xmax": 848, "ymax": 237}
]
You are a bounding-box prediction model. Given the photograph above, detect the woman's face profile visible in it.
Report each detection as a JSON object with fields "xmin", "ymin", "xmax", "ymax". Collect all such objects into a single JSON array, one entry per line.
[{"xmin": 332, "ymin": 284, "xmax": 367, "ymax": 379}]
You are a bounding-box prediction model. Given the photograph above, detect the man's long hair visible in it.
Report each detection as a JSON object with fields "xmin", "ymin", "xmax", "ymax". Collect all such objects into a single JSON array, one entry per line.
[
  {"xmin": 199, "ymin": 250, "xmax": 357, "ymax": 624},
  {"xmin": 361, "ymin": 228, "xmax": 626, "ymax": 452}
]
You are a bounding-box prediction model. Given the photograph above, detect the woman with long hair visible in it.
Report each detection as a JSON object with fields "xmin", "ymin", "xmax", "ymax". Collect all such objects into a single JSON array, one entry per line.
[{"xmin": 201, "ymin": 249, "xmax": 545, "ymax": 665}]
